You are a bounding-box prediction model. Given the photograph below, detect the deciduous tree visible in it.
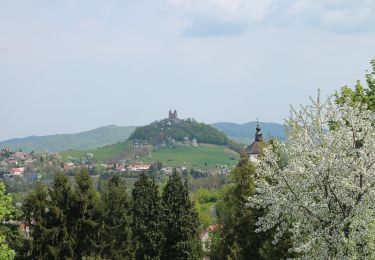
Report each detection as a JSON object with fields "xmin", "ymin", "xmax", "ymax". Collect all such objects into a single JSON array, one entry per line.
[
  {"xmin": 0, "ymin": 181, "xmax": 15, "ymax": 259},
  {"xmin": 254, "ymin": 95, "xmax": 375, "ymax": 258}
]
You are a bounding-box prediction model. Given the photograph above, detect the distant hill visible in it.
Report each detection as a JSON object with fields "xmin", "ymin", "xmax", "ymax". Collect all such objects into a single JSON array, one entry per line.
[
  {"xmin": 0, "ymin": 125, "xmax": 136, "ymax": 152},
  {"xmin": 62, "ymin": 119, "xmax": 242, "ymax": 166},
  {"xmin": 129, "ymin": 119, "xmax": 230, "ymax": 146},
  {"xmin": 211, "ymin": 122, "xmax": 285, "ymax": 144}
]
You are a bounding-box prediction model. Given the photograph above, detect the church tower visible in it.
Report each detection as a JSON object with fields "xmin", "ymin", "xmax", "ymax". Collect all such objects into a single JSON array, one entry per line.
[{"xmin": 244, "ymin": 121, "xmax": 263, "ymax": 163}]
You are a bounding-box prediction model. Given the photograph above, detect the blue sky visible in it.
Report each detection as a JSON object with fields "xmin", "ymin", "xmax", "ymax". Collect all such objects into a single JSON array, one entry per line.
[{"xmin": 0, "ymin": 0, "xmax": 374, "ymax": 141}]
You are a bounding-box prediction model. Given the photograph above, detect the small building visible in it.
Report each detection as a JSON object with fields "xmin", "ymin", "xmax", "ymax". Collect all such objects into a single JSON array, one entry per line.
[
  {"xmin": 116, "ymin": 164, "xmax": 126, "ymax": 172},
  {"xmin": 13, "ymin": 152, "xmax": 25, "ymax": 159},
  {"xmin": 24, "ymin": 159, "xmax": 34, "ymax": 167},
  {"xmin": 244, "ymin": 123, "xmax": 264, "ymax": 163},
  {"xmin": 126, "ymin": 164, "xmax": 151, "ymax": 172},
  {"xmin": 10, "ymin": 167, "xmax": 24, "ymax": 176}
]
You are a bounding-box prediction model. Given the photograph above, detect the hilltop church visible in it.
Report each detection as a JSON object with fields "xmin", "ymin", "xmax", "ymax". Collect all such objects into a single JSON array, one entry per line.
[{"xmin": 168, "ymin": 109, "xmax": 180, "ymax": 123}]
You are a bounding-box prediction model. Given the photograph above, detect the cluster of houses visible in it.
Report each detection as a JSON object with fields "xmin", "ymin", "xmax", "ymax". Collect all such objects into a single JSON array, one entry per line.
[
  {"xmin": 63, "ymin": 161, "xmax": 152, "ymax": 173},
  {"xmin": 0, "ymin": 148, "xmax": 39, "ymax": 181}
]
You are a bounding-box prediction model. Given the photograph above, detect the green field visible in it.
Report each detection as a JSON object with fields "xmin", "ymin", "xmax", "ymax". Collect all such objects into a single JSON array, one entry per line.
[
  {"xmin": 140, "ymin": 144, "xmax": 239, "ymax": 169},
  {"xmin": 60, "ymin": 140, "xmax": 131, "ymax": 162},
  {"xmin": 61, "ymin": 142, "xmax": 239, "ymax": 169}
]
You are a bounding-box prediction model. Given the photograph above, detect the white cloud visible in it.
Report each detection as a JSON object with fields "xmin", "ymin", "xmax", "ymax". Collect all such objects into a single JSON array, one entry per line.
[
  {"xmin": 167, "ymin": 0, "xmax": 375, "ymax": 34},
  {"xmin": 167, "ymin": 0, "xmax": 272, "ymax": 22},
  {"xmin": 285, "ymin": 0, "xmax": 375, "ymax": 32}
]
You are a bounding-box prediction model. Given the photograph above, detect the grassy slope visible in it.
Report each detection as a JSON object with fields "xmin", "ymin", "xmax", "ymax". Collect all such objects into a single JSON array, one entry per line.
[
  {"xmin": 60, "ymin": 141, "xmax": 131, "ymax": 162},
  {"xmin": 139, "ymin": 144, "xmax": 239, "ymax": 169},
  {"xmin": 61, "ymin": 143, "xmax": 239, "ymax": 169}
]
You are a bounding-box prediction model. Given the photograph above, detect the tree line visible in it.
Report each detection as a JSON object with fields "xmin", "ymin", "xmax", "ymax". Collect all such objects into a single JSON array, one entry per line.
[{"xmin": 12, "ymin": 170, "xmax": 202, "ymax": 259}]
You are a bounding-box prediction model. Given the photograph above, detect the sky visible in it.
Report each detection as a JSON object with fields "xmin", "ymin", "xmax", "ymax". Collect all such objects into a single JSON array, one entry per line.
[{"xmin": 1, "ymin": 0, "xmax": 375, "ymax": 141}]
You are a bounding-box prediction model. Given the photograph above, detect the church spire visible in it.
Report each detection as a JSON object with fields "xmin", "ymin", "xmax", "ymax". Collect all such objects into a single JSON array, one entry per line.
[{"xmin": 255, "ymin": 121, "xmax": 262, "ymax": 142}]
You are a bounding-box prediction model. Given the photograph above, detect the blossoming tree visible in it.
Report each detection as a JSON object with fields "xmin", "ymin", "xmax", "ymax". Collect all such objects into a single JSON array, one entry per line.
[
  {"xmin": 0, "ymin": 181, "xmax": 15, "ymax": 259},
  {"xmin": 253, "ymin": 95, "xmax": 375, "ymax": 258}
]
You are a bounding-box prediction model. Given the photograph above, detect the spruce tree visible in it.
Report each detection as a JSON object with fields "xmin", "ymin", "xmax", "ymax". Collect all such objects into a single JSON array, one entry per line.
[
  {"xmin": 210, "ymin": 153, "xmax": 293, "ymax": 260},
  {"xmin": 23, "ymin": 182, "xmax": 51, "ymax": 259},
  {"xmin": 132, "ymin": 172, "xmax": 164, "ymax": 260},
  {"xmin": 24, "ymin": 173, "xmax": 75, "ymax": 259},
  {"xmin": 73, "ymin": 169, "xmax": 101, "ymax": 258},
  {"xmin": 100, "ymin": 175, "xmax": 134, "ymax": 259},
  {"xmin": 161, "ymin": 171, "xmax": 202, "ymax": 260},
  {"xmin": 47, "ymin": 172, "xmax": 75, "ymax": 259},
  {"xmin": 214, "ymin": 154, "xmax": 260, "ymax": 259}
]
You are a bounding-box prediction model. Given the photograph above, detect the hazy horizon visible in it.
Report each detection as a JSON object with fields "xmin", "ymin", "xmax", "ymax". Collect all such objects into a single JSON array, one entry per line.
[
  {"xmin": 1, "ymin": 0, "xmax": 374, "ymax": 141},
  {"xmin": 0, "ymin": 118, "xmax": 284, "ymax": 142}
]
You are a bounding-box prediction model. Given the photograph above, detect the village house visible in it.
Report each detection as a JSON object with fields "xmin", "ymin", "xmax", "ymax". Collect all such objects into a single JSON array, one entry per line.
[
  {"xmin": 126, "ymin": 164, "xmax": 151, "ymax": 172},
  {"xmin": 116, "ymin": 164, "xmax": 126, "ymax": 172},
  {"xmin": 63, "ymin": 162, "xmax": 76, "ymax": 172},
  {"xmin": 24, "ymin": 159, "xmax": 35, "ymax": 167},
  {"xmin": 13, "ymin": 152, "xmax": 26, "ymax": 160},
  {"xmin": 10, "ymin": 167, "xmax": 24, "ymax": 176}
]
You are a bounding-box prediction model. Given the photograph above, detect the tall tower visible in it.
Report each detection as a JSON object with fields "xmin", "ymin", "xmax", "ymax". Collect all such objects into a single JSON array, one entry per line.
[{"xmin": 244, "ymin": 121, "xmax": 263, "ymax": 163}]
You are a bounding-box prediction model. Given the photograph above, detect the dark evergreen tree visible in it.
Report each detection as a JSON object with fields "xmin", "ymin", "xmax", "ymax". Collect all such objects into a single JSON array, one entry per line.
[
  {"xmin": 161, "ymin": 171, "xmax": 202, "ymax": 260},
  {"xmin": 211, "ymin": 154, "xmax": 265, "ymax": 259},
  {"xmin": 22, "ymin": 182, "xmax": 54, "ymax": 259},
  {"xmin": 132, "ymin": 173, "xmax": 164, "ymax": 260},
  {"xmin": 47, "ymin": 172, "xmax": 75, "ymax": 259},
  {"xmin": 73, "ymin": 169, "xmax": 101, "ymax": 258},
  {"xmin": 210, "ymin": 153, "xmax": 294, "ymax": 260},
  {"xmin": 23, "ymin": 173, "xmax": 76, "ymax": 259},
  {"xmin": 100, "ymin": 175, "xmax": 134, "ymax": 259}
]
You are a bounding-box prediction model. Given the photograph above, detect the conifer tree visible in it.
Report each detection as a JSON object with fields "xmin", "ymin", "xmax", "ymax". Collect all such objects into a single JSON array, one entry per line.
[
  {"xmin": 47, "ymin": 172, "xmax": 75, "ymax": 258},
  {"xmin": 161, "ymin": 171, "xmax": 202, "ymax": 259},
  {"xmin": 24, "ymin": 173, "xmax": 76, "ymax": 259},
  {"xmin": 100, "ymin": 175, "xmax": 134, "ymax": 259},
  {"xmin": 23, "ymin": 182, "xmax": 51, "ymax": 259},
  {"xmin": 132, "ymin": 172, "xmax": 164, "ymax": 260},
  {"xmin": 210, "ymin": 153, "xmax": 293, "ymax": 259},
  {"xmin": 210, "ymin": 154, "xmax": 260, "ymax": 259},
  {"xmin": 73, "ymin": 169, "xmax": 101, "ymax": 258}
]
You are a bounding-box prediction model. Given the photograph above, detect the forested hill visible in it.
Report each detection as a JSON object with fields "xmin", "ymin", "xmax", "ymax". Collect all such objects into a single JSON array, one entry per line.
[
  {"xmin": 129, "ymin": 118, "xmax": 229, "ymax": 146},
  {"xmin": 0, "ymin": 125, "xmax": 136, "ymax": 152}
]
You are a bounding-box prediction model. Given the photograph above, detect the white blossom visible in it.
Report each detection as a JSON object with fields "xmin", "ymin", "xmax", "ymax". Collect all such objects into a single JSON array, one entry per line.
[{"xmin": 253, "ymin": 94, "xmax": 375, "ymax": 259}]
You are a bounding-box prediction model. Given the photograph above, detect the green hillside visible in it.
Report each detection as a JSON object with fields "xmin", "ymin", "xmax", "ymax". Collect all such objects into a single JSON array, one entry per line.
[
  {"xmin": 139, "ymin": 144, "xmax": 239, "ymax": 168},
  {"xmin": 61, "ymin": 141, "xmax": 239, "ymax": 169},
  {"xmin": 60, "ymin": 140, "xmax": 132, "ymax": 162},
  {"xmin": 60, "ymin": 119, "xmax": 243, "ymax": 167},
  {"xmin": 0, "ymin": 125, "xmax": 136, "ymax": 152}
]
